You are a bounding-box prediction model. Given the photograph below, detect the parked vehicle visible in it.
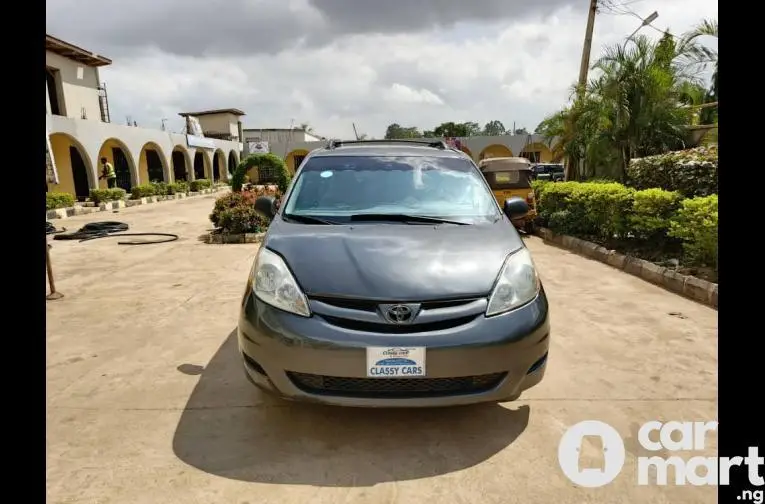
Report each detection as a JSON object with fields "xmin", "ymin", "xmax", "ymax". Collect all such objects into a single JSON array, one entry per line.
[
  {"xmin": 477, "ymin": 157, "xmax": 537, "ymax": 234},
  {"xmin": 241, "ymin": 139, "xmax": 551, "ymax": 407},
  {"xmin": 532, "ymin": 163, "xmax": 565, "ymax": 182}
]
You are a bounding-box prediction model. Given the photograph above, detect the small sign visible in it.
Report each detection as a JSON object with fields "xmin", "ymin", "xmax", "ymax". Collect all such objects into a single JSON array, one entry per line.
[
  {"xmin": 248, "ymin": 141, "xmax": 269, "ymax": 154},
  {"xmin": 366, "ymin": 347, "xmax": 426, "ymax": 378}
]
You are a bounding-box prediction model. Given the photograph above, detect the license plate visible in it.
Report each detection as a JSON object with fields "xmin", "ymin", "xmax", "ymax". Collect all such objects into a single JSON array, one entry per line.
[{"xmin": 366, "ymin": 347, "xmax": 426, "ymax": 378}]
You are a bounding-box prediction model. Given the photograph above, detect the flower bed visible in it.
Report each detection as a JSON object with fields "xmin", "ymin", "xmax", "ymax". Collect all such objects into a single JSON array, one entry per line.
[{"xmin": 205, "ymin": 185, "xmax": 279, "ymax": 243}]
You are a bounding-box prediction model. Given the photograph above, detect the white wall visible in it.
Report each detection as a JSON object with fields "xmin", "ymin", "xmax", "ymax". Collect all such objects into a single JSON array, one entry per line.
[{"xmin": 46, "ymin": 51, "xmax": 102, "ymax": 121}]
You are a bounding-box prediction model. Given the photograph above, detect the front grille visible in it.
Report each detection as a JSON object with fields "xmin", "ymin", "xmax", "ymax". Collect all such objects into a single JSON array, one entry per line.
[
  {"xmin": 287, "ymin": 371, "xmax": 507, "ymax": 398},
  {"xmin": 311, "ymin": 296, "xmax": 480, "ymax": 312},
  {"xmin": 320, "ymin": 314, "xmax": 478, "ymax": 333}
]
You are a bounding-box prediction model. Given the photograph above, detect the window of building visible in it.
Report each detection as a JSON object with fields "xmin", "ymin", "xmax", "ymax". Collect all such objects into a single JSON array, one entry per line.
[{"xmin": 46, "ymin": 67, "xmax": 64, "ymax": 116}]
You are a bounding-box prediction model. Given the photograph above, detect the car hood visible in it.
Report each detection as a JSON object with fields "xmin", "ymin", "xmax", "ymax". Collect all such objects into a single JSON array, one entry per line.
[{"xmin": 263, "ymin": 217, "xmax": 524, "ymax": 301}]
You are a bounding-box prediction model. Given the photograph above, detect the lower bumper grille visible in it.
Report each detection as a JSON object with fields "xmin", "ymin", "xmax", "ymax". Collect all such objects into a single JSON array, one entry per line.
[{"xmin": 286, "ymin": 372, "xmax": 507, "ymax": 399}]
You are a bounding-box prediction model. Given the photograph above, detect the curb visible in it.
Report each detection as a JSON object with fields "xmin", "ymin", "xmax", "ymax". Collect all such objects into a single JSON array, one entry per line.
[
  {"xmin": 46, "ymin": 187, "xmax": 228, "ymax": 220},
  {"xmin": 204, "ymin": 232, "xmax": 266, "ymax": 244},
  {"xmin": 535, "ymin": 227, "xmax": 718, "ymax": 309}
]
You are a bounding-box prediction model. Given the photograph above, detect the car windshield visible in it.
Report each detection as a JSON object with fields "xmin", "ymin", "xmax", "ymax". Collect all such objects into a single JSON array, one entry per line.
[{"xmin": 282, "ymin": 155, "xmax": 500, "ymax": 224}]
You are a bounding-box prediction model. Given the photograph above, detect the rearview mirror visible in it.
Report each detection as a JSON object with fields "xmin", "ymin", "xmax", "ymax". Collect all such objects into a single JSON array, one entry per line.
[
  {"xmin": 255, "ymin": 196, "xmax": 277, "ymax": 219},
  {"xmin": 503, "ymin": 197, "xmax": 530, "ymax": 220}
]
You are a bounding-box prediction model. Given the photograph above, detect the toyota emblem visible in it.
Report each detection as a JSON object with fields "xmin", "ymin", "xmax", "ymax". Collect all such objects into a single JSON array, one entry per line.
[{"xmin": 380, "ymin": 303, "xmax": 421, "ymax": 324}]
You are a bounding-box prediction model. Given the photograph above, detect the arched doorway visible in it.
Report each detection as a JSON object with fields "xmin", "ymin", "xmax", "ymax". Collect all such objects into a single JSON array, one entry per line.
[
  {"xmin": 478, "ymin": 144, "xmax": 513, "ymax": 161},
  {"xmin": 212, "ymin": 149, "xmax": 225, "ymax": 182},
  {"xmin": 460, "ymin": 145, "xmax": 474, "ymax": 160},
  {"xmin": 520, "ymin": 142, "xmax": 553, "ymax": 164},
  {"xmin": 193, "ymin": 151, "xmax": 210, "ymax": 180},
  {"xmin": 227, "ymin": 151, "xmax": 238, "ymax": 180},
  {"xmin": 48, "ymin": 133, "xmax": 93, "ymax": 201},
  {"xmin": 172, "ymin": 146, "xmax": 190, "ymax": 181},
  {"xmin": 285, "ymin": 149, "xmax": 309, "ymax": 175},
  {"xmin": 97, "ymin": 138, "xmax": 136, "ymax": 191},
  {"xmin": 139, "ymin": 142, "xmax": 168, "ymax": 183}
]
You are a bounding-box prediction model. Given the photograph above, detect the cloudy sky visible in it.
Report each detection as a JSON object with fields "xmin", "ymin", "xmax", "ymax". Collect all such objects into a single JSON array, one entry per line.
[{"xmin": 46, "ymin": 0, "xmax": 717, "ymax": 139}]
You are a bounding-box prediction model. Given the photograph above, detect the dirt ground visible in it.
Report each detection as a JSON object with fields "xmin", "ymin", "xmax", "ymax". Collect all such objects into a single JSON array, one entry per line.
[{"xmin": 46, "ymin": 194, "xmax": 718, "ymax": 504}]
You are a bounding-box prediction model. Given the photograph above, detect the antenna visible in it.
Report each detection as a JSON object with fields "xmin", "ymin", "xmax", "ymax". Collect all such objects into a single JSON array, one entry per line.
[{"xmin": 352, "ymin": 122, "xmax": 360, "ymax": 140}]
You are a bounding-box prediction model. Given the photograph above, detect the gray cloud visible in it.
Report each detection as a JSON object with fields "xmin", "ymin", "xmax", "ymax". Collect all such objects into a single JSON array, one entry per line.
[{"xmin": 46, "ymin": 0, "xmax": 578, "ymax": 57}]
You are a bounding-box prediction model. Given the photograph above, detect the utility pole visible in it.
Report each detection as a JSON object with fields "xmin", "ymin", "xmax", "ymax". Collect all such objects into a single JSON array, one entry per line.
[
  {"xmin": 569, "ymin": 0, "xmax": 598, "ymax": 181},
  {"xmin": 577, "ymin": 0, "xmax": 598, "ymax": 100}
]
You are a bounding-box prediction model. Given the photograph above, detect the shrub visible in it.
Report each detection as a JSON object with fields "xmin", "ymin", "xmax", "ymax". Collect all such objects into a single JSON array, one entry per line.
[
  {"xmin": 232, "ymin": 153, "xmax": 291, "ymax": 193},
  {"xmin": 629, "ymin": 188, "xmax": 683, "ymax": 242},
  {"xmin": 189, "ymin": 178, "xmax": 212, "ymax": 191},
  {"xmin": 167, "ymin": 181, "xmax": 188, "ymax": 195},
  {"xmin": 130, "ymin": 184, "xmax": 156, "ymax": 199},
  {"xmin": 669, "ymin": 195, "xmax": 718, "ymax": 268},
  {"xmin": 217, "ymin": 205, "xmax": 270, "ymax": 234},
  {"xmin": 90, "ymin": 188, "xmax": 127, "ymax": 204},
  {"xmin": 626, "ymin": 146, "xmax": 718, "ymax": 198},
  {"xmin": 209, "ymin": 187, "xmax": 278, "ymax": 229},
  {"xmin": 46, "ymin": 192, "xmax": 75, "ymax": 210},
  {"xmin": 531, "ymin": 179, "xmax": 551, "ymax": 202},
  {"xmin": 538, "ymin": 181, "xmax": 634, "ymax": 240},
  {"xmin": 151, "ymin": 181, "xmax": 169, "ymax": 196}
]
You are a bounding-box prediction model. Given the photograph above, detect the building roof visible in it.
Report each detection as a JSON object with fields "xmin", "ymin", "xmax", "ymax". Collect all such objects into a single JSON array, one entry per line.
[
  {"xmin": 178, "ymin": 108, "xmax": 246, "ymax": 117},
  {"xmin": 46, "ymin": 34, "xmax": 112, "ymax": 67}
]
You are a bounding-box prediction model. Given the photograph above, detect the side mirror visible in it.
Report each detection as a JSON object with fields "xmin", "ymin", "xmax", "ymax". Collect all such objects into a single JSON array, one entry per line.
[
  {"xmin": 255, "ymin": 196, "xmax": 277, "ymax": 219},
  {"xmin": 503, "ymin": 197, "xmax": 530, "ymax": 220}
]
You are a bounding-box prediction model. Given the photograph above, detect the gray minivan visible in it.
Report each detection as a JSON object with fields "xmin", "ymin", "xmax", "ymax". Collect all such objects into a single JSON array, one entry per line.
[{"xmin": 239, "ymin": 139, "xmax": 551, "ymax": 407}]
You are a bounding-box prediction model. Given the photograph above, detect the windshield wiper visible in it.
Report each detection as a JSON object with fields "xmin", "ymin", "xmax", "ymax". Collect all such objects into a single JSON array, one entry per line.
[
  {"xmin": 348, "ymin": 213, "xmax": 468, "ymax": 225},
  {"xmin": 283, "ymin": 213, "xmax": 339, "ymax": 225}
]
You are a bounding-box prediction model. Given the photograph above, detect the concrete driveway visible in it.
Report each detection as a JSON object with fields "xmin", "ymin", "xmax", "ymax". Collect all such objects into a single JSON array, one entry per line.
[{"xmin": 46, "ymin": 194, "xmax": 718, "ymax": 504}]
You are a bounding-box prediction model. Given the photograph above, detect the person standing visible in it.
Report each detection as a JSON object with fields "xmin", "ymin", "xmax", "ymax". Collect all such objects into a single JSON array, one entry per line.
[{"xmin": 99, "ymin": 157, "xmax": 117, "ymax": 188}]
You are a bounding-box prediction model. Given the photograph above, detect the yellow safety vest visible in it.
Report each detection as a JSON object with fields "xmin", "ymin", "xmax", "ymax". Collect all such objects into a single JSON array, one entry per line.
[{"xmin": 104, "ymin": 162, "xmax": 116, "ymax": 179}]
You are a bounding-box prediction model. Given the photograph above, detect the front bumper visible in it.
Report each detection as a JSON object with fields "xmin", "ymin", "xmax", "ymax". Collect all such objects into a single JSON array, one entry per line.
[{"xmin": 237, "ymin": 290, "xmax": 550, "ymax": 408}]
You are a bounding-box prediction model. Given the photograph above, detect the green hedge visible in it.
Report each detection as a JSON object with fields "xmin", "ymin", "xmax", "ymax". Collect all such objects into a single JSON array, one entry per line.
[
  {"xmin": 46, "ymin": 192, "xmax": 75, "ymax": 210},
  {"xmin": 189, "ymin": 178, "xmax": 212, "ymax": 191},
  {"xmin": 90, "ymin": 188, "xmax": 127, "ymax": 204},
  {"xmin": 131, "ymin": 184, "xmax": 156, "ymax": 199},
  {"xmin": 232, "ymin": 153, "xmax": 291, "ymax": 193},
  {"xmin": 668, "ymin": 195, "xmax": 718, "ymax": 269},
  {"xmin": 538, "ymin": 181, "xmax": 633, "ymax": 241},
  {"xmin": 626, "ymin": 146, "xmax": 718, "ymax": 198},
  {"xmin": 536, "ymin": 181, "xmax": 717, "ymax": 270}
]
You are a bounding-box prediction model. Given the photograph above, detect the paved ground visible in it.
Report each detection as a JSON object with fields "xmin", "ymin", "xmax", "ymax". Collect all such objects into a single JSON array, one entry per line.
[{"xmin": 46, "ymin": 195, "xmax": 718, "ymax": 504}]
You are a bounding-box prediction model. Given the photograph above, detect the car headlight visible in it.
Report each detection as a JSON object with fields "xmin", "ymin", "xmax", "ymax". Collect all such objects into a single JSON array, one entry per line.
[
  {"xmin": 486, "ymin": 247, "xmax": 541, "ymax": 317},
  {"xmin": 251, "ymin": 248, "xmax": 311, "ymax": 317}
]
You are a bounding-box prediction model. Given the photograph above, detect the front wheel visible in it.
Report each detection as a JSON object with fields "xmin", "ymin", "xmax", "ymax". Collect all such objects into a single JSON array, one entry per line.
[{"xmin": 524, "ymin": 220, "xmax": 536, "ymax": 235}]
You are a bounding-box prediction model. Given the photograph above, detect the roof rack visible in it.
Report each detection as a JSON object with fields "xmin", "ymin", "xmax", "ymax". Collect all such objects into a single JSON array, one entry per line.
[{"xmin": 325, "ymin": 139, "xmax": 448, "ymax": 150}]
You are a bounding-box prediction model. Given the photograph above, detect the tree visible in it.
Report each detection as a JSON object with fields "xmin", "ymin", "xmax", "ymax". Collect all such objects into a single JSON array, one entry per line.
[
  {"xmin": 482, "ymin": 120, "xmax": 506, "ymax": 136},
  {"xmin": 537, "ymin": 32, "xmax": 704, "ymax": 181},
  {"xmin": 431, "ymin": 121, "xmax": 481, "ymax": 137},
  {"xmin": 384, "ymin": 123, "xmax": 422, "ymax": 139},
  {"xmin": 513, "ymin": 127, "xmax": 529, "ymax": 135}
]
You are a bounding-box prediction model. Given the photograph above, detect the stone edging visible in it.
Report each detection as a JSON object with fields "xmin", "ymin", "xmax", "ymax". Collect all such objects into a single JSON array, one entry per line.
[
  {"xmin": 535, "ymin": 227, "xmax": 718, "ymax": 309},
  {"xmin": 46, "ymin": 187, "xmax": 227, "ymax": 220},
  {"xmin": 203, "ymin": 232, "xmax": 266, "ymax": 244}
]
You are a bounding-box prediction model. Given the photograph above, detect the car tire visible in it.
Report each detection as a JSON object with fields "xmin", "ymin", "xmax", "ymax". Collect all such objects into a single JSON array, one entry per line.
[{"xmin": 524, "ymin": 221, "xmax": 536, "ymax": 235}]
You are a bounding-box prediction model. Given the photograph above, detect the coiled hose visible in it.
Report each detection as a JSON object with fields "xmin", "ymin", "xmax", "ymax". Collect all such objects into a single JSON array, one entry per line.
[{"xmin": 49, "ymin": 221, "xmax": 178, "ymax": 245}]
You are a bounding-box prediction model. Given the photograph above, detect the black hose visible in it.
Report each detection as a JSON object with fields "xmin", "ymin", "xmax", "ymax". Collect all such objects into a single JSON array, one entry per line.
[
  {"xmin": 79, "ymin": 232, "xmax": 179, "ymax": 245},
  {"xmin": 54, "ymin": 221, "xmax": 129, "ymax": 241},
  {"xmin": 50, "ymin": 221, "xmax": 178, "ymax": 245},
  {"xmin": 46, "ymin": 221, "xmax": 67, "ymax": 235}
]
